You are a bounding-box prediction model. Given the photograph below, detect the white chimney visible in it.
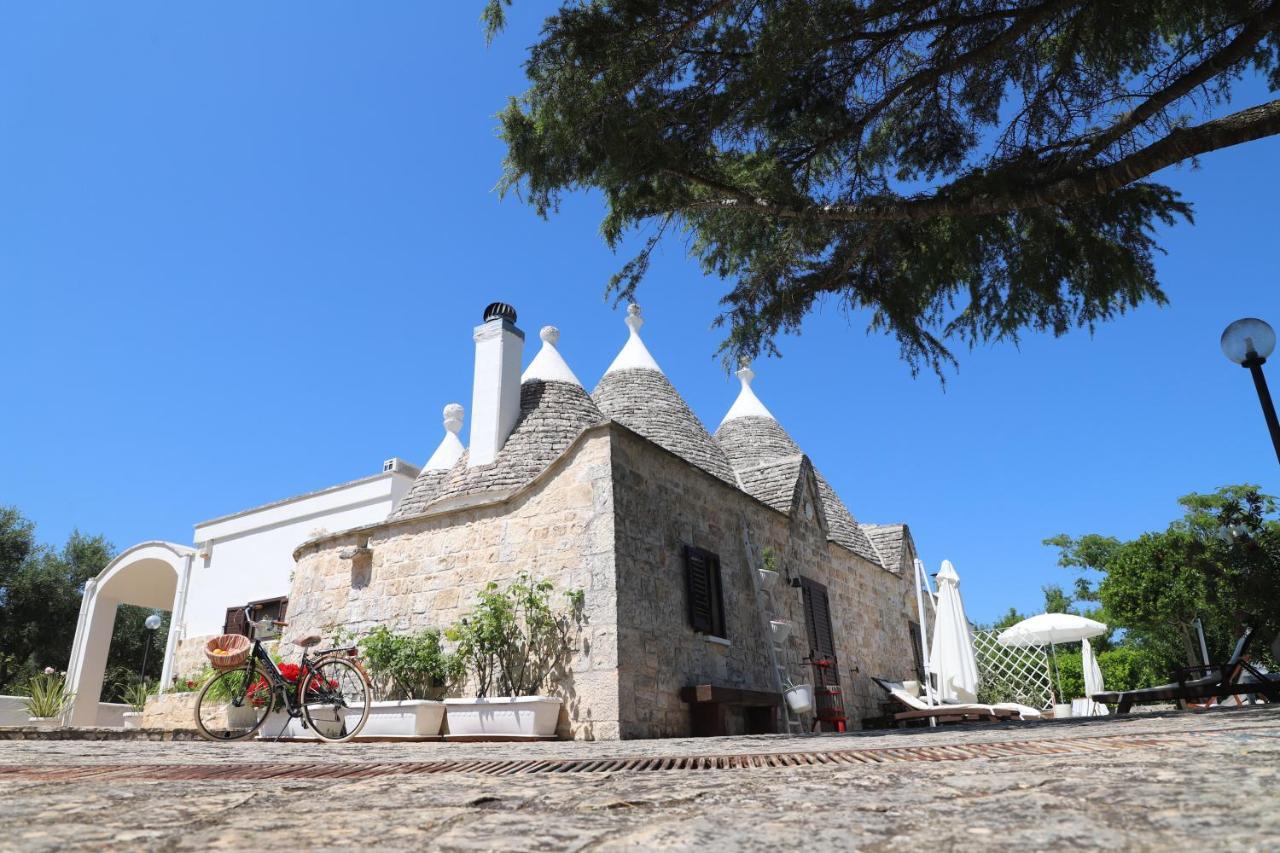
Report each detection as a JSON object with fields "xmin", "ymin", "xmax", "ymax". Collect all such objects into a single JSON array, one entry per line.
[{"xmin": 468, "ymin": 302, "xmax": 524, "ymax": 466}]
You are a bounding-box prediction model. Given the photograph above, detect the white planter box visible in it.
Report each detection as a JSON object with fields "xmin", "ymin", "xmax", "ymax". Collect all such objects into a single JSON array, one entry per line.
[
  {"xmin": 27, "ymin": 717, "xmax": 60, "ymax": 730},
  {"xmin": 757, "ymin": 569, "xmax": 781, "ymax": 591},
  {"xmin": 347, "ymin": 700, "xmax": 444, "ymax": 738},
  {"xmin": 122, "ymin": 712, "xmax": 143, "ymax": 730},
  {"xmin": 769, "ymin": 619, "xmax": 794, "ymax": 643},
  {"xmin": 227, "ymin": 703, "xmax": 260, "ymax": 731},
  {"xmin": 444, "ymin": 696, "xmax": 562, "ymax": 738},
  {"xmin": 257, "ymin": 707, "xmax": 343, "ymax": 740}
]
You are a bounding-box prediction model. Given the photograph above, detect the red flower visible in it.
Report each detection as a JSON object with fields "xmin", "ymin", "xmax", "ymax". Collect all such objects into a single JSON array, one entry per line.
[{"xmin": 277, "ymin": 663, "xmax": 301, "ymax": 682}]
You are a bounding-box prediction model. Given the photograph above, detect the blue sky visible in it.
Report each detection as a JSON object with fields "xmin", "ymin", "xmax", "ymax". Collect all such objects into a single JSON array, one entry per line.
[{"xmin": 3, "ymin": 3, "xmax": 1278, "ymax": 624}]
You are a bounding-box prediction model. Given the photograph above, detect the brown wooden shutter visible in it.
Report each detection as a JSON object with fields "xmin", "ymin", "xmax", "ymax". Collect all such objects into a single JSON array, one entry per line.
[
  {"xmin": 685, "ymin": 546, "xmax": 715, "ymax": 634},
  {"xmin": 223, "ymin": 606, "xmax": 248, "ymax": 637},
  {"xmin": 685, "ymin": 546, "xmax": 726, "ymax": 637},
  {"xmin": 801, "ymin": 578, "xmax": 838, "ymax": 686}
]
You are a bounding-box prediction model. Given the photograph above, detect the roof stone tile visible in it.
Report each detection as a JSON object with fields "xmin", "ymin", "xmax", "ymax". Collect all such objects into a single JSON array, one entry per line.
[
  {"xmin": 593, "ymin": 368, "xmax": 737, "ymax": 485},
  {"xmin": 391, "ymin": 379, "xmax": 604, "ymax": 519},
  {"xmin": 715, "ymin": 415, "xmax": 881, "ymax": 565}
]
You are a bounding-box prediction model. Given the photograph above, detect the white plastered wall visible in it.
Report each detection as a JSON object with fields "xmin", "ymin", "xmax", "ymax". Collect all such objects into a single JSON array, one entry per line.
[{"xmin": 180, "ymin": 469, "xmax": 416, "ymax": 640}]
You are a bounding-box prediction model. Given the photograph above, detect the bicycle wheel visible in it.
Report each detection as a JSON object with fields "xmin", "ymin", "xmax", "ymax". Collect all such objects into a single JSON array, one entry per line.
[
  {"xmin": 193, "ymin": 664, "xmax": 276, "ymax": 741},
  {"xmin": 298, "ymin": 657, "xmax": 371, "ymax": 743}
]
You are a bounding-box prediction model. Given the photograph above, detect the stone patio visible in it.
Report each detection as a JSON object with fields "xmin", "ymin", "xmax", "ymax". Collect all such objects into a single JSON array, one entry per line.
[{"xmin": 1, "ymin": 706, "xmax": 1276, "ymax": 850}]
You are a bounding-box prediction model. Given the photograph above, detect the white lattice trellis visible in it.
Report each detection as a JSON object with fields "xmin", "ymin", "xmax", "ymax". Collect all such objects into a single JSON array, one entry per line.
[{"xmin": 972, "ymin": 630, "xmax": 1055, "ymax": 709}]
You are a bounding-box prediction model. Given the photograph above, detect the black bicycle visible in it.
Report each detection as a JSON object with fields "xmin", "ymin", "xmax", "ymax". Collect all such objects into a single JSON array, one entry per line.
[{"xmin": 193, "ymin": 608, "xmax": 371, "ymax": 742}]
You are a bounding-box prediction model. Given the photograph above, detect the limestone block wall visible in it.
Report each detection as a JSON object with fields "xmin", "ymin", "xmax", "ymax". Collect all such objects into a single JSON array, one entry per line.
[
  {"xmin": 169, "ymin": 634, "xmax": 217, "ymax": 683},
  {"xmin": 141, "ymin": 692, "xmax": 199, "ymax": 730},
  {"xmin": 610, "ymin": 428, "xmax": 919, "ymax": 737},
  {"xmin": 284, "ymin": 430, "xmax": 622, "ymax": 740}
]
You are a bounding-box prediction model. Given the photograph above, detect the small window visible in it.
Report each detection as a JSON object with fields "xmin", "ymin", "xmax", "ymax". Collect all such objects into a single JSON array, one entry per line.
[
  {"xmin": 684, "ymin": 545, "xmax": 726, "ymax": 639},
  {"xmin": 223, "ymin": 596, "xmax": 288, "ymax": 637}
]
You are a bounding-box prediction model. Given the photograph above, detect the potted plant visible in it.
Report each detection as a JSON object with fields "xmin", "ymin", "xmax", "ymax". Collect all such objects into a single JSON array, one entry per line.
[
  {"xmin": 783, "ymin": 681, "xmax": 814, "ymax": 715},
  {"xmin": 758, "ymin": 548, "xmax": 782, "ymax": 591},
  {"xmin": 769, "ymin": 619, "xmax": 795, "ymax": 643},
  {"xmin": 23, "ymin": 668, "xmax": 73, "ymax": 729},
  {"xmin": 444, "ymin": 574, "xmax": 583, "ymax": 738},
  {"xmin": 256, "ymin": 663, "xmax": 343, "ymax": 739},
  {"xmin": 347, "ymin": 626, "xmax": 462, "ymax": 738},
  {"xmin": 121, "ymin": 681, "xmax": 153, "ymax": 729}
]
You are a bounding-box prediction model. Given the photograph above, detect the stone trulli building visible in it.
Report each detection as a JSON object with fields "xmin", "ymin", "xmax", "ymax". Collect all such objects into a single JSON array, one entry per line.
[{"xmin": 66, "ymin": 302, "xmax": 923, "ymax": 739}]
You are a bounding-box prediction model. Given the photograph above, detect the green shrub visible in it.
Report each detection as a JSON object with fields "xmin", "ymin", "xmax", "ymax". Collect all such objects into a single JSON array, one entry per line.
[
  {"xmin": 448, "ymin": 574, "xmax": 584, "ymax": 698},
  {"xmin": 976, "ymin": 671, "xmax": 1048, "ymax": 708},
  {"xmin": 359, "ymin": 626, "xmax": 462, "ymax": 701},
  {"xmin": 1097, "ymin": 646, "xmax": 1167, "ymax": 693},
  {"xmin": 1054, "ymin": 653, "xmax": 1085, "ymax": 701}
]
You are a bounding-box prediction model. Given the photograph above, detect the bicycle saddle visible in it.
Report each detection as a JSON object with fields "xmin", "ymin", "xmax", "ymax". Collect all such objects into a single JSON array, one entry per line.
[{"xmin": 297, "ymin": 633, "xmax": 323, "ymax": 648}]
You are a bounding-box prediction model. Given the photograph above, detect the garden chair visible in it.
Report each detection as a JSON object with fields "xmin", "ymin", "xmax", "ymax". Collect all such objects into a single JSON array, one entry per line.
[{"xmin": 1093, "ymin": 626, "xmax": 1279, "ymax": 714}]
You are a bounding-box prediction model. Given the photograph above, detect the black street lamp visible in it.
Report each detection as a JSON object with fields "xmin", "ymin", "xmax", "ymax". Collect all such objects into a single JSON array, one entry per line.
[
  {"xmin": 139, "ymin": 613, "xmax": 162, "ymax": 684},
  {"xmin": 1221, "ymin": 317, "xmax": 1280, "ymax": 464}
]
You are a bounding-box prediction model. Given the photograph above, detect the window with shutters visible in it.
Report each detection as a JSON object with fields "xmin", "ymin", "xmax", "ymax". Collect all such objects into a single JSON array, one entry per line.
[
  {"xmin": 800, "ymin": 577, "xmax": 839, "ymax": 687},
  {"xmin": 684, "ymin": 545, "xmax": 726, "ymax": 639},
  {"xmin": 222, "ymin": 596, "xmax": 288, "ymax": 637}
]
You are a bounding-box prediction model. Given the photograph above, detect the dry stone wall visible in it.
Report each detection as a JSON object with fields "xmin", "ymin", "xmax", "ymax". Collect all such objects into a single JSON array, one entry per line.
[
  {"xmin": 610, "ymin": 428, "xmax": 919, "ymax": 737},
  {"xmin": 284, "ymin": 431, "xmax": 621, "ymax": 740}
]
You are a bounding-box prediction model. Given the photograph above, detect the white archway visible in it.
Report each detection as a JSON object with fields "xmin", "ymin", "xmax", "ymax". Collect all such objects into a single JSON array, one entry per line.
[{"xmin": 65, "ymin": 541, "xmax": 194, "ymax": 727}]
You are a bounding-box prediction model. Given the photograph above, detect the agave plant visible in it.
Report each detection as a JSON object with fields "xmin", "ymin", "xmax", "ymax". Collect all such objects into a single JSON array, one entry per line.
[
  {"xmin": 23, "ymin": 669, "xmax": 74, "ymax": 719},
  {"xmin": 122, "ymin": 681, "xmax": 153, "ymax": 713}
]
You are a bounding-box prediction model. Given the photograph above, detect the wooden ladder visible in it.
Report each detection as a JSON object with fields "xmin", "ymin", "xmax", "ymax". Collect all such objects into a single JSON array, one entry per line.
[{"xmin": 742, "ymin": 521, "xmax": 806, "ymax": 735}]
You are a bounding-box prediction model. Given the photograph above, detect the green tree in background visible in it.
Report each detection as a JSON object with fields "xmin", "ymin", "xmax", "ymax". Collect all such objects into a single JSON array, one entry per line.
[
  {"xmin": 1047, "ymin": 485, "xmax": 1280, "ymax": 676},
  {"xmin": 487, "ymin": 1, "xmax": 1280, "ymax": 373},
  {"xmin": 0, "ymin": 507, "xmax": 168, "ymax": 701},
  {"xmin": 981, "ymin": 575, "xmax": 1178, "ymax": 696}
]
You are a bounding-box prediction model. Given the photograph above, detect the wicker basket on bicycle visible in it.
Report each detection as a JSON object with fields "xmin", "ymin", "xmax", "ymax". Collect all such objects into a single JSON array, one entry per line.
[{"xmin": 204, "ymin": 634, "xmax": 252, "ymax": 670}]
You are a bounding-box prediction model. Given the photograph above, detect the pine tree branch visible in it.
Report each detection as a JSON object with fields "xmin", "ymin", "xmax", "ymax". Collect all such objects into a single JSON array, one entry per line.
[
  {"xmin": 671, "ymin": 98, "xmax": 1280, "ymax": 223},
  {"xmin": 808, "ymin": 0, "xmax": 1073, "ymax": 161},
  {"xmin": 1073, "ymin": 1, "xmax": 1280, "ymax": 161}
]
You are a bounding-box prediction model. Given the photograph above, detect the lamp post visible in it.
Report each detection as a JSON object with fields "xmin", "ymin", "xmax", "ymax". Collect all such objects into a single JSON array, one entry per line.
[
  {"xmin": 139, "ymin": 613, "xmax": 162, "ymax": 684},
  {"xmin": 1221, "ymin": 317, "xmax": 1280, "ymax": 464}
]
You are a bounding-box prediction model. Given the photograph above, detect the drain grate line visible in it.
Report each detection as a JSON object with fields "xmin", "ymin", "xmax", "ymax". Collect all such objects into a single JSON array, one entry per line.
[{"xmin": 1, "ymin": 731, "xmax": 1197, "ymax": 783}]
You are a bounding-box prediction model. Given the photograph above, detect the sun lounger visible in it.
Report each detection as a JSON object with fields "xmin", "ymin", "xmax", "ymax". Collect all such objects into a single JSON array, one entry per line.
[
  {"xmin": 1093, "ymin": 626, "xmax": 1280, "ymax": 714},
  {"xmin": 871, "ymin": 677, "xmax": 1033, "ymax": 726}
]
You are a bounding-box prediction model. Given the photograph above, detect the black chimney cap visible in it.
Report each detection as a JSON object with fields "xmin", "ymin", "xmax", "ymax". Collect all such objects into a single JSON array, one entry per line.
[{"xmin": 483, "ymin": 302, "xmax": 517, "ymax": 324}]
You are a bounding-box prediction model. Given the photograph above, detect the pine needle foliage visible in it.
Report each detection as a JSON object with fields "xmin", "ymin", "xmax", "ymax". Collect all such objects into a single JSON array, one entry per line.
[{"xmin": 488, "ymin": 1, "xmax": 1280, "ymax": 374}]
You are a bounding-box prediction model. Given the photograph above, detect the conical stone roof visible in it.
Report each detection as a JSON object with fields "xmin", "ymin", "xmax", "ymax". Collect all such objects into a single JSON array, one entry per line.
[
  {"xmin": 714, "ymin": 364, "xmax": 881, "ymax": 565},
  {"xmin": 393, "ymin": 329, "xmax": 604, "ymax": 519},
  {"xmin": 592, "ymin": 305, "xmax": 736, "ymax": 486},
  {"xmin": 392, "ymin": 403, "xmax": 467, "ymax": 519}
]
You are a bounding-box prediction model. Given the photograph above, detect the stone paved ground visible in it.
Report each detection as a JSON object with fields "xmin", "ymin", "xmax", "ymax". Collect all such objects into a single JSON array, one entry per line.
[{"xmin": 0, "ymin": 707, "xmax": 1277, "ymax": 851}]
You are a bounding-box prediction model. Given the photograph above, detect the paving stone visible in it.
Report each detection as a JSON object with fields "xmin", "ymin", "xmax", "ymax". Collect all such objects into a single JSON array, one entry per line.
[{"xmin": 0, "ymin": 708, "xmax": 1276, "ymax": 850}]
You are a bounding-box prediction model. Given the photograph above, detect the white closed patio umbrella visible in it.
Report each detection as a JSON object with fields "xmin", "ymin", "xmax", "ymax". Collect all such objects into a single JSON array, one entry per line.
[
  {"xmin": 927, "ymin": 560, "xmax": 980, "ymax": 703},
  {"xmin": 1081, "ymin": 638, "xmax": 1108, "ymax": 716},
  {"xmin": 998, "ymin": 613, "xmax": 1107, "ymax": 704}
]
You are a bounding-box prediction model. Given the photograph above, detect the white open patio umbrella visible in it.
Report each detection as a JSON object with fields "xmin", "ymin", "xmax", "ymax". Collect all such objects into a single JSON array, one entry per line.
[
  {"xmin": 997, "ymin": 613, "xmax": 1107, "ymax": 703},
  {"xmin": 927, "ymin": 560, "xmax": 980, "ymax": 703}
]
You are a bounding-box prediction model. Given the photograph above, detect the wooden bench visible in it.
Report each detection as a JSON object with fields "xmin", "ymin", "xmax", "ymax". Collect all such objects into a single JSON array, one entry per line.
[{"xmin": 679, "ymin": 684, "xmax": 782, "ymax": 736}]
